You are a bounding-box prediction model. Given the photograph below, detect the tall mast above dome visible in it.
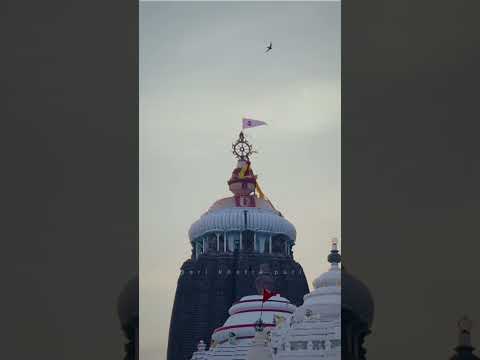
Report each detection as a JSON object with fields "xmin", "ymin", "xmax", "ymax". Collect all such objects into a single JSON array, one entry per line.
[{"xmin": 228, "ymin": 131, "xmax": 267, "ymax": 201}]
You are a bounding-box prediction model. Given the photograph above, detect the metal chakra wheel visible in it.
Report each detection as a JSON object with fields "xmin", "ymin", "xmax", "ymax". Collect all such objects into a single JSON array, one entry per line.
[{"xmin": 232, "ymin": 132, "xmax": 254, "ymax": 160}]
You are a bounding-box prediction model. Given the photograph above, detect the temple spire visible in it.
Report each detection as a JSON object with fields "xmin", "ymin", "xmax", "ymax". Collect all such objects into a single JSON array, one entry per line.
[{"xmin": 328, "ymin": 237, "xmax": 341, "ymax": 268}]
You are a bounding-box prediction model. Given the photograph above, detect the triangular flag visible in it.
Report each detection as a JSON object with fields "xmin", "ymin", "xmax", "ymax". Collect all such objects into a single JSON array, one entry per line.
[
  {"xmin": 262, "ymin": 288, "xmax": 278, "ymax": 303},
  {"xmin": 243, "ymin": 118, "xmax": 267, "ymax": 129}
]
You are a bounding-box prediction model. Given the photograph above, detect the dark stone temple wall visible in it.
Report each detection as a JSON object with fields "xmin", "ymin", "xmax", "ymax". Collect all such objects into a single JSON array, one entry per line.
[{"xmin": 167, "ymin": 253, "xmax": 309, "ymax": 360}]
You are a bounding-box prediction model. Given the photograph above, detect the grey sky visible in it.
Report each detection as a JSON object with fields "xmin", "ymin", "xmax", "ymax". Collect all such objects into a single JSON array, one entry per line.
[{"xmin": 140, "ymin": 2, "xmax": 340, "ymax": 359}]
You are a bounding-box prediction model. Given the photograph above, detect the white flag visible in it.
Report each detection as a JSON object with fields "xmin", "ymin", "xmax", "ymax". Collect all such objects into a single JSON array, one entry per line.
[{"xmin": 242, "ymin": 118, "xmax": 267, "ymax": 129}]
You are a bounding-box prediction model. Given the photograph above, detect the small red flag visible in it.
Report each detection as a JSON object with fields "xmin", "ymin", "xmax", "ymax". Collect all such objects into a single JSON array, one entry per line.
[{"xmin": 262, "ymin": 289, "xmax": 278, "ymax": 303}]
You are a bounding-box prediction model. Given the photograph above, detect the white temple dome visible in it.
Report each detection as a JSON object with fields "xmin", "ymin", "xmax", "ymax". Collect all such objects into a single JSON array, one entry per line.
[
  {"xmin": 188, "ymin": 238, "xmax": 342, "ymax": 360},
  {"xmin": 189, "ymin": 294, "xmax": 296, "ymax": 360},
  {"xmin": 312, "ymin": 239, "xmax": 341, "ymax": 289},
  {"xmin": 189, "ymin": 207, "xmax": 296, "ymax": 242},
  {"xmin": 270, "ymin": 239, "xmax": 341, "ymax": 360},
  {"xmin": 212, "ymin": 294, "xmax": 296, "ymax": 345},
  {"xmin": 208, "ymin": 196, "xmax": 278, "ymax": 213},
  {"xmin": 293, "ymin": 240, "xmax": 341, "ymax": 322},
  {"xmin": 312, "ymin": 268, "xmax": 340, "ymax": 289}
]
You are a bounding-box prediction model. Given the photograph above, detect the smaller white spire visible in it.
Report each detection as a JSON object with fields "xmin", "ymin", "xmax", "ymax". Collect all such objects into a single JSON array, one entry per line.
[
  {"xmin": 327, "ymin": 237, "xmax": 341, "ymax": 272},
  {"xmin": 311, "ymin": 237, "xmax": 341, "ymax": 290},
  {"xmin": 331, "ymin": 237, "xmax": 338, "ymax": 251}
]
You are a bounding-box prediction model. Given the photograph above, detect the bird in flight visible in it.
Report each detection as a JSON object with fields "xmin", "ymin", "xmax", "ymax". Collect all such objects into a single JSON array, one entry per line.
[{"xmin": 265, "ymin": 41, "xmax": 272, "ymax": 53}]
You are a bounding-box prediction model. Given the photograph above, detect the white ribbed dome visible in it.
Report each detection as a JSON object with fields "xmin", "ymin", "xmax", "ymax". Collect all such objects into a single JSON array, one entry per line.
[
  {"xmin": 295, "ymin": 263, "xmax": 340, "ymax": 322},
  {"xmin": 293, "ymin": 241, "xmax": 341, "ymax": 322},
  {"xmin": 212, "ymin": 295, "xmax": 296, "ymax": 344},
  {"xmin": 270, "ymin": 240, "xmax": 341, "ymax": 360},
  {"xmin": 188, "ymin": 206, "xmax": 296, "ymax": 242},
  {"xmin": 312, "ymin": 265, "xmax": 340, "ymax": 289},
  {"xmin": 312, "ymin": 239, "xmax": 341, "ymax": 289}
]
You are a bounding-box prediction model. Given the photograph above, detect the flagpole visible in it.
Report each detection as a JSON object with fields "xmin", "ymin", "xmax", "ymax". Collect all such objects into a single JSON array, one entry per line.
[{"xmin": 260, "ymin": 299, "xmax": 264, "ymax": 322}]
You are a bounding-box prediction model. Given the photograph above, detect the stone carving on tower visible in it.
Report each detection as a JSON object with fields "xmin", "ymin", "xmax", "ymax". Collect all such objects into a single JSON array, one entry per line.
[{"xmin": 166, "ymin": 132, "xmax": 309, "ymax": 360}]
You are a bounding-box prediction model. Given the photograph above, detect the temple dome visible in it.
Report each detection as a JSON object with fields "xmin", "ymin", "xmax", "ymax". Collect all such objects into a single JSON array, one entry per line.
[
  {"xmin": 212, "ymin": 294, "xmax": 296, "ymax": 344},
  {"xmin": 208, "ymin": 196, "xmax": 278, "ymax": 213},
  {"xmin": 312, "ymin": 268, "xmax": 340, "ymax": 289},
  {"xmin": 188, "ymin": 206, "xmax": 296, "ymax": 242},
  {"xmin": 188, "ymin": 294, "xmax": 296, "ymax": 360},
  {"xmin": 270, "ymin": 239, "xmax": 341, "ymax": 360},
  {"xmin": 312, "ymin": 239, "xmax": 341, "ymax": 290},
  {"xmin": 293, "ymin": 239, "xmax": 341, "ymax": 322}
]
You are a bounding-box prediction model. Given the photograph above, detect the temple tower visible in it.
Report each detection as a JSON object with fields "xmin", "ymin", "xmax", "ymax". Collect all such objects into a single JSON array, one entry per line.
[{"xmin": 167, "ymin": 132, "xmax": 310, "ymax": 360}]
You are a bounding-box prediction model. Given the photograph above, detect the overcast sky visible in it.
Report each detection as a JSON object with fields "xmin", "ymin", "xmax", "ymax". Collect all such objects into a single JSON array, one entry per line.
[{"xmin": 140, "ymin": 2, "xmax": 340, "ymax": 359}]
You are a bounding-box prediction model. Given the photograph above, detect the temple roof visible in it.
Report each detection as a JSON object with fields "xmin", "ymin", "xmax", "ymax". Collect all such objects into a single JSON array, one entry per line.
[
  {"xmin": 188, "ymin": 207, "xmax": 296, "ymax": 242},
  {"xmin": 208, "ymin": 197, "xmax": 278, "ymax": 214},
  {"xmin": 212, "ymin": 294, "xmax": 296, "ymax": 344}
]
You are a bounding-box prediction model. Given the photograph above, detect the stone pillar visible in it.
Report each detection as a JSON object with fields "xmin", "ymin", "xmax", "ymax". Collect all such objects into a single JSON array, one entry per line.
[
  {"xmin": 202, "ymin": 238, "xmax": 205, "ymax": 254},
  {"xmin": 240, "ymin": 231, "xmax": 243, "ymax": 250},
  {"xmin": 224, "ymin": 232, "xmax": 227, "ymax": 252},
  {"xmin": 269, "ymin": 235, "xmax": 272, "ymax": 254},
  {"xmin": 253, "ymin": 232, "xmax": 257, "ymax": 252},
  {"xmin": 216, "ymin": 233, "xmax": 220, "ymax": 252}
]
